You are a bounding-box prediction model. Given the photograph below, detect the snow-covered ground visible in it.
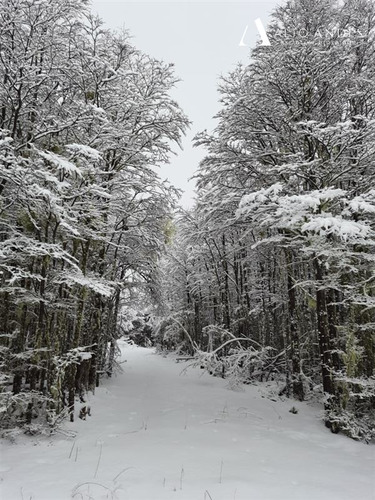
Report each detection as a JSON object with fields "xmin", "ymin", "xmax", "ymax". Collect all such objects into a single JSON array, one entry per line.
[{"xmin": 1, "ymin": 341, "xmax": 374, "ymax": 500}]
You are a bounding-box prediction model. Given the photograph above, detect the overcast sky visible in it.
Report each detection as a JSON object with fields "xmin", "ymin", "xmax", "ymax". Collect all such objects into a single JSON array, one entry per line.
[{"xmin": 91, "ymin": 0, "xmax": 281, "ymax": 207}]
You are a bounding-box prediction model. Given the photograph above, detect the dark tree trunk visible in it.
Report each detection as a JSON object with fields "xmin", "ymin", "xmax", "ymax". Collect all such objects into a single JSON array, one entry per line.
[{"xmin": 314, "ymin": 257, "xmax": 339, "ymax": 432}]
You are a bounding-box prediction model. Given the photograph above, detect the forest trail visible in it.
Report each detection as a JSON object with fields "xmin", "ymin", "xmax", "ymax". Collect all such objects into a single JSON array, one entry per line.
[{"xmin": 1, "ymin": 341, "xmax": 374, "ymax": 500}]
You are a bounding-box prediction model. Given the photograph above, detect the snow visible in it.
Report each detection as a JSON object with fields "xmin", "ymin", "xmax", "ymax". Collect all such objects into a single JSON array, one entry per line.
[
  {"xmin": 236, "ymin": 183, "xmax": 283, "ymax": 214},
  {"xmin": 55, "ymin": 271, "xmax": 114, "ymax": 297},
  {"xmin": 79, "ymin": 352, "xmax": 93, "ymax": 361},
  {"xmin": 38, "ymin": 150, "xmax": 83, "ymax": 177},
  {"xmin": 1, "ymin": 341, "xmax": 374, "ymax": 500},
  {"xmin": 301, "ymin": 216, "xmax": 371, "ymax": 241},
  {"xmin": 66, "ymin": 144, "xmax": 102, "ymax": 162},
  {"xmin": 345, "ymin": 191, "xmax": 375, "ymax": 215}
]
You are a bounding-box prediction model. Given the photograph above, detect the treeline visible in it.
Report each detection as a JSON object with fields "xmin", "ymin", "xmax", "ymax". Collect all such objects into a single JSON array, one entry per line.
[
  {"xmin": 0, "ymin": 0, "xmax": 187, "ymax": 430},
  {"xmin": 159, "ymin": 0, "xmax": 375, "ymax": 441}
]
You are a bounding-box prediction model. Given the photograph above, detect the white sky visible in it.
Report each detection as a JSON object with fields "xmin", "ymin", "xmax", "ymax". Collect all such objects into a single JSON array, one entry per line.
[{"xmin": 91, "ymin": 0, "xmax": 281, "ymax": 207}]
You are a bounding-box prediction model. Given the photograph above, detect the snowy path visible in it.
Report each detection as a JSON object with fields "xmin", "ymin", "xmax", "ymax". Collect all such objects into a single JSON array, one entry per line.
[{"xmin": 1, "ymin": 341, "xmax": 374, "ymax": 500}]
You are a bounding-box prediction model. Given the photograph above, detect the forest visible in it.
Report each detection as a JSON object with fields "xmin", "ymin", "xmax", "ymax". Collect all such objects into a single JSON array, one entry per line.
[
  {"xmin": 0, "ymin": 0, "xmax": 188, "ymax": 430},
  {"xmin": 156, "ymin": 0, "xmax": 375, "ymax": 442},
  {"xmin": 1, "ymin": 0, "xmax": 374, "ymax": 446}
]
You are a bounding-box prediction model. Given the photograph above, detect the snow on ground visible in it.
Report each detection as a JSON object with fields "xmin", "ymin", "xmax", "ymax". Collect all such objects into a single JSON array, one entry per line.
[{"xmin": 1, "ymin": 341, "xmax": 374, "ymax": 500}]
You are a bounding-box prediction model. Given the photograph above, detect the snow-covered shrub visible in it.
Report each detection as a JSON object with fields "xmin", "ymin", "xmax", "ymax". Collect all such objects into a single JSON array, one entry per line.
[
  {"xmin": 201, "ymin": 324, "xmax": 233, "ymax": 353},
  {"xmin": 325, "ymin": 375, "xmax": 375, "ymax": 442},
  {"xmin": 325, "ymin": 405, "xmax": 375, "ymax": 443},
  {"xmin": 124, "ymin": 313, "xmax": 154, "ymax": 347},
  {"xmin": 0, "ymin": 345, "xmax": 96, "ymax": 434},
  {"xmin": 0, "ymin": 390, "xmax": 52, "ymax": 433},
  {"xmin": 154, "ymin": 315, "xmax": 195, "ymax": 354},
  {"xmin": 190, "ymin": 350, "xmax": 225, "ymax": 378},
  {"xmin": 223, "ymin": 346, "xmax": 281, "ymax": 389}
]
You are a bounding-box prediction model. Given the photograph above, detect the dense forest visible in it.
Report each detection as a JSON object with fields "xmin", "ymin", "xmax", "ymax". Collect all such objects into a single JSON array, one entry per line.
[
  {"xmin": 0, "ymin": 0, "xmax": 188, "ymax": 430},
  {"xmin": 0, "ymin": 0, "xmax": 374, "ymax": 444},
  {"xmin": 158, "ymin": 0, "xmax": 375, "ymax": 441}
]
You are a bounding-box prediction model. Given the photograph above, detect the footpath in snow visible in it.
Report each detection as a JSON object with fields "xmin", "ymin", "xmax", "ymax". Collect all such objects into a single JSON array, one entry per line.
[{"xmin": 0, "ymin": 341, "xmax": 374, "ymax": 500}]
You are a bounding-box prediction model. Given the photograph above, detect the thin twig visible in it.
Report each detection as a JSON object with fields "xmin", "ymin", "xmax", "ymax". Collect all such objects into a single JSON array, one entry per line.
[
  {"xmin": 113, "ymin": 467, "xmax": 135, "ymax": 482},
  {"xmin": 71, "ymin": 482, "xmax": 112, "ymax": 497},
  {"xmin": 69, "ymin": 440, "xmax": 76, "ymax": 459},
  {"xmin": 180, "ymin": 466, "xmax": 184, "ymax": 490},
  {"xmin": 219, "ymin": 460, "xmax": 223, "ymax": 484},
  {"xmin": 94, "ymin": 442, "xmax": 103, "ymax": 478}
]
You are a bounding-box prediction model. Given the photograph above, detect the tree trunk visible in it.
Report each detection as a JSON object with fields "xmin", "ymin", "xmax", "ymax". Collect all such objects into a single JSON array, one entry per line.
[{"xmin": 314, "ymin": 257, "xmax": 339, "ymax": 432}]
